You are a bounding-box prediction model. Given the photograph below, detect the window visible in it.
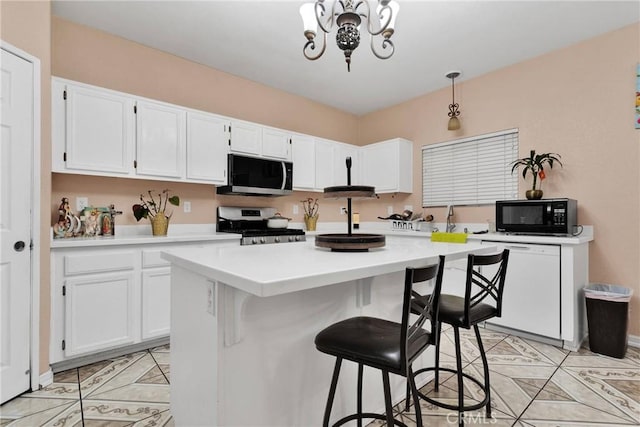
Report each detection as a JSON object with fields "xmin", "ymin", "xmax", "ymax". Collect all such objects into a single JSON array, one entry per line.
[{"xmin": 422, "ymin": 129, "xmax": 518, "ymax": 207}]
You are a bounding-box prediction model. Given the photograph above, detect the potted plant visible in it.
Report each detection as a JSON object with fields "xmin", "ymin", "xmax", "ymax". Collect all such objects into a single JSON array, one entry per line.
[
  {"xmin": 132, "ymin": 189, "xmax": 180, "ymax": 236},
  {"xmin": 511, "ymin": 150, "xmax": 562, "ymax": 199},
  {"xmin": 301, "ymin": 198, "xmax": 319, "ymax": 231}
]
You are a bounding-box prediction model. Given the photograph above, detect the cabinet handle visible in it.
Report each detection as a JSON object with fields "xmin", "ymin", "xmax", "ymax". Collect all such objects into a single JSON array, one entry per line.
[{"xmin": 504, "ymin": 245, "xmax": 531, "ymax": 251}]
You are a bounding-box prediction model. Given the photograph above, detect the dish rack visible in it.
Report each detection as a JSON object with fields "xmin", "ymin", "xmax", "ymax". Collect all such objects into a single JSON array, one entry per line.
[{"xmin": 390, "ymin": 220, "xmax": 432, "ymax": 232}]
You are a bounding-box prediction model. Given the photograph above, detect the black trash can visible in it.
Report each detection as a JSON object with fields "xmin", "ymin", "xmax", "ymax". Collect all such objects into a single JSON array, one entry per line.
[{"xmin": 584, "ymin": 283, "xmax": 633, "ymax": 359}]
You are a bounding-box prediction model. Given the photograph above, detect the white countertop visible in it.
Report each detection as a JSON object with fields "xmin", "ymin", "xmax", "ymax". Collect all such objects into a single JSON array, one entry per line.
[
  {"xmin": 50, "ymin": 222, "xmax": 593, "ymax": 248},
  {"xmin": 161, "ymin": 236, "xmax": 496, "ymax": 297},
  {"xmin": 50, "ymin": 224, "xmax": 239, "ymax": 248}
]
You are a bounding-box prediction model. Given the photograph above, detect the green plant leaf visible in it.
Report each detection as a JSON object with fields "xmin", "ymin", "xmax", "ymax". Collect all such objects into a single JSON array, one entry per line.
[{"xmin": 132, "ymin": 204, "xmax": 148, "ymax": 221}]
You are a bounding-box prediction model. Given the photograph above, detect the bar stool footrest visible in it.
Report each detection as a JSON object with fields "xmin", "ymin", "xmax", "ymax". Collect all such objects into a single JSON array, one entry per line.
[
  {"xmin": 331, "ymin": 412, "xmax": 410, "ymax": 427},
  {"xmin": 412, "ymin": 366, "xmax": 490, "ymax": 412}
]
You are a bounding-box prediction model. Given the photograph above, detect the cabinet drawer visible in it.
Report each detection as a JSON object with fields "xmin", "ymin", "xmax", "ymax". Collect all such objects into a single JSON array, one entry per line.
[
  {"xmin": 142, "ymin": 249, "xmax": 171, "ymax": 268},
  {"xmin": 63, "ymin": 251, "xmax": 136, "ymax": 276}
]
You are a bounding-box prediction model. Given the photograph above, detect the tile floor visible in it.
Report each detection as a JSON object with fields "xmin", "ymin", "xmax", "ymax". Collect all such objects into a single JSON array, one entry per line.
[{"xmin": 1, "ymin": 327, "xmax": 639, "ymax": 426}]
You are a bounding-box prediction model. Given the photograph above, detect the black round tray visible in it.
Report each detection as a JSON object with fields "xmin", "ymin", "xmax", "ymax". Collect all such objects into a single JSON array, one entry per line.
[
  {"xmin": 323, "ymin": 185, "xmax": 376, "ymax": 199},
  {"xmin": 315, "ymin": 233, "xmax": 386, "ymax": 252}
]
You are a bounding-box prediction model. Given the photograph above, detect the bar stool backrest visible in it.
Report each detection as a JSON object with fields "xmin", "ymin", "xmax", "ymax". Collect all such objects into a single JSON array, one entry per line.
[
  {"xmin": 401, "ymin": 255, "xmax": 445, "ymax": 374},
  {"xmin": 462, "ymin": 249, "xmax": 510, "ymax": 327}
]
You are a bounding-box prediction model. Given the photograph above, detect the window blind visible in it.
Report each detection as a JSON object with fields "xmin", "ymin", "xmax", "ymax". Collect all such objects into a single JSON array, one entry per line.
[{"xmin": 422, "ymin": 129, "xmax": 519, "ymax": 207}]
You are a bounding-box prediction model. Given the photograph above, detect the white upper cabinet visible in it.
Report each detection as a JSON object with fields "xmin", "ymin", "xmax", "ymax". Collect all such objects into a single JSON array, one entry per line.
[
  {"xmin": 315, "ymin": 139, "xmax": 335, "ymax": 190},
  {"xmin": 54, "ymin": 80, "xmax": 135, "ymax": 175},
  {"xmin": 360, "ymin": 138, "xmax": 413, "ymax": 193},
  {"xmin": 333, "ymin": 142, "xmax": 360, "ymax": 186},
  {"xmin": 229, "ymin": 120, "xmax": 262, "ymax": 156},
  {"xmin": 135, "ymin": 100, "xmax": 186, "ymax": 179},
  {"xmin": 186, "ymin": 111, "xmax": 229, "ymax": 184},
  {"xmin": 291, "ymin": 134, "xmax": 316, "ymax": 191},
  {"xmin": 262, "ymin": 127, "xmax": 292, "ymax": 160}
]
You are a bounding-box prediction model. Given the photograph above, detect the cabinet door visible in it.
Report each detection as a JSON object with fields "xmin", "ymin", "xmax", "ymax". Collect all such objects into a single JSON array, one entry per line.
[
  {"xmin": 361, "ymin": 142, "xmax": 398, "ymax": 193},
  {"xmin": 334, "ymin": 143, "xmax": 360, "ymax": 186},
  {"xmin": 136, "ymin": 100, "xmax": 186, "ymax": 179},
  {"xmin": 64, "ymin": 83, "xmax": 135, "ymax": 175},
  {"xmin": 141, "ymin": 267, "xmax": 171, "ymax": 340},
  {"xmin": 262, "ymin": 128, "xmax": 291, "ymax": 160},
  {"xmin": 292, "ymin": 134, "xmax": 316, "ymax": 190},
  {"xmin": 315, "ymin": 139, "xmax": 335, "ymax": 190},
  {"xmin": 64, "ymin": 272, "xmax": 136, "ymax": 357},
  {"xmin": 483, "ymin": 242, "xmax": 561, "ymax": 339},
  {"xmin": 186, "ymin": 112, "xmax": 229, "ymax": 184},
  {"xmin": 230, "ymin": 120, "xmax": 262, "ymax": 156}
]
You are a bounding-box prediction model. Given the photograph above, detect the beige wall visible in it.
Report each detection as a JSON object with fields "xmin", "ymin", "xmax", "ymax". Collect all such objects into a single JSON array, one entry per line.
[
  {"xmin": 51, "ymin": 17, "xmax": 357, "ymax": 227},
  {"xmin": 358, "ymin": 23, "xmax": 640, "ymax": 336},
  {"xmin": 1, "ymin": 0, "xmax": 52, "ymax": 375},
  {"xmin": 6, "ymin": 9, "xmax": 637, "ymax": 373}
]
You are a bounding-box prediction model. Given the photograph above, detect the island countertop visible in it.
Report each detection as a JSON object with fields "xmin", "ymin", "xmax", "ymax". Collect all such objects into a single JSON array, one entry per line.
[{"xmin": 161, "ymin": 236, "xmax": 495, "ymax": 297}]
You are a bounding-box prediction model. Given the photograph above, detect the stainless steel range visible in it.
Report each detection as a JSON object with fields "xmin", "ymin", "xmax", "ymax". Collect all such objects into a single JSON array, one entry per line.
[{"xmin": 217, "ymin": 207, "xmax": 306, "ymax": 245}]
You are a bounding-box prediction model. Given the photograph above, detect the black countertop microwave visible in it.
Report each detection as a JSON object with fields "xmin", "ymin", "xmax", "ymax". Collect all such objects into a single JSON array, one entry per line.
[
  {"xmin": 216, "ymin": 154, "xmax": 293, "ymax": 197},
  {"xmin": 496, "ymin": 198, "xmax": 577, "ymax": 235}
]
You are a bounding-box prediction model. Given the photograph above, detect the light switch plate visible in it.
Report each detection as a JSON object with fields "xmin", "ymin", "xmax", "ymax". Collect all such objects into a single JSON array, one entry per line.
[
  {"xmin": 183, "ymin": 201, "xmax": 191, "ymax": 213},
  {"xmin": 293, "ymin": 205, "xmax": 299, "ymax": 215}
]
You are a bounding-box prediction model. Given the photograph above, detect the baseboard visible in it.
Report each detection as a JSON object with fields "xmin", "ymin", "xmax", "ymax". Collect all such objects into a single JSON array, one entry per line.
[
  {"xmin": 628, "ymin": 334, "xmax": 640, "ymax": 348},
  {"xmin": 39, "ymin": 369, "xmax": 53, "ymax": 388}
]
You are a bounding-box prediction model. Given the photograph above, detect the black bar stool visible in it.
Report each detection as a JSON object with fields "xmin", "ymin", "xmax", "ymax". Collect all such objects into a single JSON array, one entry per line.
[
  {"xmin": 314, "ymin": 256, "xmax": 446, "ymax": 427},
  {"xmin": 410, "ymin": 250, "xmax": 509, "ymax": 426}
]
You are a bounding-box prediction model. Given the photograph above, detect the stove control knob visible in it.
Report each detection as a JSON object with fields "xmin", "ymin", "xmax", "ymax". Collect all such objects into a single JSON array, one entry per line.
[
  {"xmin": 275, "ymin": 236, "xmax": 281, "ymax": 243},
  {"xmin": 288, "ymin": 236, "xmax": 294, "ymax": 242},
  {"xmin": 260, "ymin": 237, "xmax": 266, "ymax": 244},
  {"xmin": 251, "ymin": 238, "xmax": 257, "ymax": 245},
  {"xmin": 295, "ymin": 236, "xmax": 301, "ymax": 241}
]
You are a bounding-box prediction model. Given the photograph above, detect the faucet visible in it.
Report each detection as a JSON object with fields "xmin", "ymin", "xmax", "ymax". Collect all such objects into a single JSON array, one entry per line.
[{"xmin": 446, "ymin": 204, "xmax": 456, "ymax": 233}]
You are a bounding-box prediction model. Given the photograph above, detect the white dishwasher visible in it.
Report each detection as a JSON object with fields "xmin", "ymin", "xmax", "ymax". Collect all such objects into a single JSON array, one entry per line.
[{"xmin": 481, "ymin": 241, "xmax": 561, "ymax": 339}]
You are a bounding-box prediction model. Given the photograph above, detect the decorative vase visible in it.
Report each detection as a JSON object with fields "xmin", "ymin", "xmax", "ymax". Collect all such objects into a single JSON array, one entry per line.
[
  {"xmin": 526, "ymin": 189, "xmax": 543, "ymax": 200},
  {"xmin": 304, "ymin": 214, "xmax": 318, "ymax": 231},
  {"xmin": 150, "ymin": 215, "xmax": 169, "ymax": 236}
]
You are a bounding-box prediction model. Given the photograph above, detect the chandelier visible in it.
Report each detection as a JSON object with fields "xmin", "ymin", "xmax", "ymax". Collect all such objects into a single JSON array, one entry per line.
[{"xmin": 299, "ymin": 0, "xmax": 400, "ymax": 72}]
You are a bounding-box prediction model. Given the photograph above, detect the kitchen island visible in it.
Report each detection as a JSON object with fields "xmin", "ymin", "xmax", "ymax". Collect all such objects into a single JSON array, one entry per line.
[{"xmin": 161, "ymin": 237, "xmax": 495, "ymax": 427}]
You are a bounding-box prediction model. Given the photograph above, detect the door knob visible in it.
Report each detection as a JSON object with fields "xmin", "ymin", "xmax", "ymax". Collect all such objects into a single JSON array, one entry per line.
[{"xmin": 14, "ymin": 241, "xmax": 26, "ymax": 252}]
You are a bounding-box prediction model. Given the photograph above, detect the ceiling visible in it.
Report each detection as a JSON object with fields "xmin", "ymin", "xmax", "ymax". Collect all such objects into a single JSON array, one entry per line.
[{"xmin": 52, "ymin": 1, "xmax": 640, "ymax": 116}]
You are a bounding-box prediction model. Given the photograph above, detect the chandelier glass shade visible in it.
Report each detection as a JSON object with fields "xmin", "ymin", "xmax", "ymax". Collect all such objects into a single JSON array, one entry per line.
[
  {"xmin": 446, "ymin": 71, "xmax": 461, "ymax": 131},
  {"xmin": 300, "ymin": 0, "xmax": 400, "ymax": 72}
]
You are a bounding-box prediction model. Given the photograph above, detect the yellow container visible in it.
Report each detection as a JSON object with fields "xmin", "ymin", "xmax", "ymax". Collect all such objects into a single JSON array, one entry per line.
[
  {"xmin": 150, "ymin": 215, "xmax": 169, "ymax": 236},
  {"xmin": 430, "ymin": 232, "xmax": 468, "ymax": 243},
  {"xmin": 304, "ymin": 214, "xmax": 318, "ymax": 231}
]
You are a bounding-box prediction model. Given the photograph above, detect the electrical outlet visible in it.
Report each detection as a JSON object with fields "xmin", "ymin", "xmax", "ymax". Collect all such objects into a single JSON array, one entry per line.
[
  {"xmin": 387, "ymin": 205, "xmax": 393, "ymax": 215},
  {"xmin": 76, "ymin": 197, "xmax": 89, "ymax": 212},
  {"xmin": 340, "ymin": 207, "xmax": 347, "ymax": 215},
  {"xmin": 293, "ymin": 205, "xmax": 299, "ymax": 215},
  {"xmin": 183, "ymin": 201, "xmax": 191, "ymax": 213}
]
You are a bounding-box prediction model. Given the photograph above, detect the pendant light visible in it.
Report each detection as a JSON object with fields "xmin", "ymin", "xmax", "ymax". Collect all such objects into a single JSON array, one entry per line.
[{"xmin": 446, "ymin": 71, "xmax": 461, "ymax": 131}]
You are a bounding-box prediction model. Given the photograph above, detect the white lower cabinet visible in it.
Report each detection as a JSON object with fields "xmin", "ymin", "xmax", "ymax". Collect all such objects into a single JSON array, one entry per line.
[
  {"xmin": 64, "ymin": 272, "xmax": 136, "ymax": 357},
  {"xmin": 141, "ymin": 268, "xmax": 171, "ymax": 340},
  {"xmin": 50, "ymin": 241, "xmax": 231, "ymax": 365}
]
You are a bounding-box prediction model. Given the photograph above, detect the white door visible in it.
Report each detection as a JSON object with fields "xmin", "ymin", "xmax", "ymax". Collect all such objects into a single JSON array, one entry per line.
[
  {"xmin": 361, "ymin": 142, "xmax": 398, "ymax": 192},
  {"xmin": 315, "ymin": 139, "xmax": 335, "ymax": 190},
  {"xmin": 136, "ymin": 100, "xmax": 186, "ymax": 179},
  {"xmin": 0, "ymin": 49, "xmax": 33, "ymax": 403},
  {"xmin": 186, "ymin": 111, "xmax": 229, "ymax": 184}
]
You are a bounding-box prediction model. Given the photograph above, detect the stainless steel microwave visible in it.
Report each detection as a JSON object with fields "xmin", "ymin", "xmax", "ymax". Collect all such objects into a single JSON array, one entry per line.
[
  {"xmin": 496, "ymin": 198, "xmax": 577, "ymax": 235},
  {"xmin": 216, "ymin": 154, "xmax": 293, "ymax": 196}
]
